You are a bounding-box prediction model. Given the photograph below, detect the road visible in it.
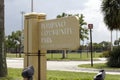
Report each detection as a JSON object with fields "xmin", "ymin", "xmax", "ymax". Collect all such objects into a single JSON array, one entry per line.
[
  {"xmin": 7, "ymin": 58, "xmax": 105, "ymax": 69},
  {"xmin": 7, "ymin": 58, "xmax": 23, "ymax": 68},
  {"xmin": 7, "ymin": 58, "xmax": 120, "ymax": 75}
]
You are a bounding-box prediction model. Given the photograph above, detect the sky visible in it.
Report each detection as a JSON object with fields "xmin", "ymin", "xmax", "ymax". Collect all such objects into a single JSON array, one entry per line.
[{"xmin": 5, "ymin": 0, "xmax": 120, "ymax": 44}]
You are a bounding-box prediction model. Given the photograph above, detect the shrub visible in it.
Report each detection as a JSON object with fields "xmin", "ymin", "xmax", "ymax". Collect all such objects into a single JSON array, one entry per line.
[
  {"xmin": 100, "ymin": 51, "xmax": 110, "ymax": 58},
  {"xmin": 107, "ymin": 46, "xmax": 120, "ymax": 67}
]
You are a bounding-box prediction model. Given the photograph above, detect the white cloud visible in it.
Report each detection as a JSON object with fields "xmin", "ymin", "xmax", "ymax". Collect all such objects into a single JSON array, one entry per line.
[
  {"xmin": 5, "ymin": 0, "xmax": 87, "ymax": 35},
  {"xmin": 85, "ymin": 0, "xmax": 101, "ymax": 9},
  {"xmin": 66, "ymin": 0, "xmax": 119, "ymax": 43},
  {"xmin": 84, "ymin": 0, "xmax": 120, "ymax": 43},
  {"xmin": 5, "ymin": 0, "xmax": 120, "ymax": 43}
]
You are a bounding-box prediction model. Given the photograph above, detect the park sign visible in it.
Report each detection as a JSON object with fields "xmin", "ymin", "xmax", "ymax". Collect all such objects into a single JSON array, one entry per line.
[
  {"xmin": 39, "ymin": 16, "xmax": 80, "ymax": 50},
  {"xmin": 24, "ymin": 13, "xmax": 79, "ymax": 80}
]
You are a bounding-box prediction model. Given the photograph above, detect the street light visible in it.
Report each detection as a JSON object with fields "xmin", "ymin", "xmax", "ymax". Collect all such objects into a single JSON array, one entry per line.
[
  {"xmin": 21, "ymin": 11, "xmax": 25, "ymax": 30},
  {"xmin": 31, "ymin": 0, "xmax": 33, "ymax": 12},
  {"xmin": 19, "ymin": 11, "xmax": 25, "ymax": 57}
]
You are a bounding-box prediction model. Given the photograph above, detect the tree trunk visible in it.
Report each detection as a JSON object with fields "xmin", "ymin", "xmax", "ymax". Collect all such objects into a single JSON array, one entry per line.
[
  {"xmin": 62, "ymin": 50, "xmax": 67, "ymax": 59},
  {"xmin": 110, "ymin": 30, "xmax": 113, "ymax": 51},
  {"xmin": 0, "ymin": 0, "xmax": 7, "ymax": 77}
]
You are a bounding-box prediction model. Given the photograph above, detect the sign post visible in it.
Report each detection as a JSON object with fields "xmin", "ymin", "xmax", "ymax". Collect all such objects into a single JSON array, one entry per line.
[
  {"xmin": 24, "ymin": 13, "xmax": 80, "ymax": 80},
  {"xmin": 88, "ymin": 24, "xmax": 93, "ymax": 67}
]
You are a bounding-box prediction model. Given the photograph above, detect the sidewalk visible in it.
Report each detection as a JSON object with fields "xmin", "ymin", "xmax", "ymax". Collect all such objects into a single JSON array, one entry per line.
[{"xmin": 74, "ymin": 67, "xmax": 120, "ymax": 75}]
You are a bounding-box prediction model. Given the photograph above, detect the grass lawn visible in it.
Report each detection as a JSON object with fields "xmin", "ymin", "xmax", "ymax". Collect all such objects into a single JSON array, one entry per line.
[
  {"xmin": 0, "ymin": 68, "xmax": 22, "ymax": 80},
  {"xmin": 0, "ymin": 68, "xmax": 120, "ymax": 80},
  {"xmin": 47, "ymin": 70, "xmax": 120, "ymax": 80},
  {"xmin": 7, "ymin": 53, "xmax": 24, "ymax": 58},
  {"xmin": 47, "ymin": 52, "xmax": 100, "ymax": 60},
  {"xmin": 7, "ymin": 52, "xmax": 102, "ymax": 61},
  {"xmin": 78, "ymin": 63, "xmax": 120, "ymax": 71}
]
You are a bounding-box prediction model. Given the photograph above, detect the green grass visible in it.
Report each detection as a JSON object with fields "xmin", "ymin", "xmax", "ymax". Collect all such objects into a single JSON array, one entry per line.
[
  {"xmin": 7, "ymin": 52, "xmax": 101, "ymax": 61},
  {"xmin": 78, "ymin": 63, "xmax": 120, "ymax": 71},
  {"xmin": 47, "ymin": 70, "xmax": 120, "ymax": 80},
  {"xmin": 47, "ymin": 70, "xmax": 94, "ymax": 80},
  {"xmin": 0, "ymin": 68, "xmax": 22, "ymax": 80},
  {"xmin": 47, "ymin": 52, "xmax": 101, "ymax": 60},
  {"xmin": 78, "ymin": 63, "xmax": 107, "ymax": 68},
  {"xmin": 1, "ymin": 68, "xmax": 120, "ymax": 80},
  {"xmin": 7, "ymin": 53, "xmax": 24, "ymax": 58}
]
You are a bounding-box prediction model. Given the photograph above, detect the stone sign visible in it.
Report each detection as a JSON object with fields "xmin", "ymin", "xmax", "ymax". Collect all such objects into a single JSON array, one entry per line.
[{"xmin": 39, "ymin": 16, "xmax": 80, "ymax": 50}]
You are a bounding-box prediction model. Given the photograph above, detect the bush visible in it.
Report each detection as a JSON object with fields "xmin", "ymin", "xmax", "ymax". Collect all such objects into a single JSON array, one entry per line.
[
  {"xmin": 107, "ymin": 46, "xmax": 120, "ymax": 67},
  {"xmin": 100, "ymin": 51, "xmax": 110, "ymax": 58}
]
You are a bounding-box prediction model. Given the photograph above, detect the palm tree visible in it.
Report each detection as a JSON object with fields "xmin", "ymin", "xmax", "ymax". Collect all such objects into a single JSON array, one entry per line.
[
  {"xmin": 101, "ymin": 0, "xmax": 120, "ymax": 30},
  {"xmin": 5, "ymin": 31, "xmax": 22, "ymax": 57},
  {"xmin": 101, "ymin": 0, "xmax": 120, "ymax": 50},
  {"xmin": 57, "ymin": 13, "xmax": 88, "ymax": 41},
  {"xmin": 0, "ymin": 0, "xmax": 7, "ymax": 77},
  {"xmin": 79, "ymin": 14, "xmax": 88, "ymax": 41}
]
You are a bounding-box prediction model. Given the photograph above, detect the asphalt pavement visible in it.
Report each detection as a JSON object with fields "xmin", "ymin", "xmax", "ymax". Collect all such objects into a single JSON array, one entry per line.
[{"xmin": 7, "ymin": 58, "xmax": 120, "ymax": 75}]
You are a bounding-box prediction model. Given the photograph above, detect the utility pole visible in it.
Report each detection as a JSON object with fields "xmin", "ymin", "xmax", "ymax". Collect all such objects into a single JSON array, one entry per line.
[
  {"xmin": 111, "ymin": 30, "xmax": 113, "ymax": 51},
  {"xmin": 21, "ymin": 11, "xmax": 25, "ymax": 30},
  {"xmin": 19, "ymin": 11, "xmax": 25, "ymax": 57},
  {"xmin": 31, "ymin": 0, "xmax": 33, "ymax": 12}
]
